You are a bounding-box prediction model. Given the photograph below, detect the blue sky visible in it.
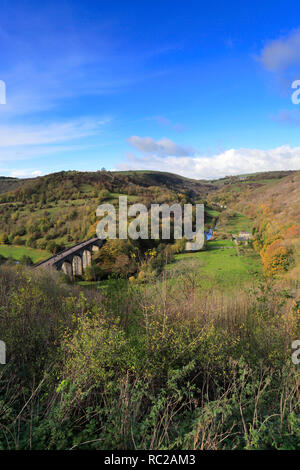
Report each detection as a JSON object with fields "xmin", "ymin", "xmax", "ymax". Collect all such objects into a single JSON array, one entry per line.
[{"xmin": 1, "ymin": 0, "xmax": 300, "ymax": 179}]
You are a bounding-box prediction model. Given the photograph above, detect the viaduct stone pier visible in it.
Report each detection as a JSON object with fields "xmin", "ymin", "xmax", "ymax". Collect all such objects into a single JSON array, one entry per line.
[{"xmin": 35, "ymin": 237, "xmax": 104, "ymax": 277}]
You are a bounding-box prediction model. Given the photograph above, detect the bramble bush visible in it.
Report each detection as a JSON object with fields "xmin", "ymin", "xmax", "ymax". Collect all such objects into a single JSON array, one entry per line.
[{"xmin": 0, "ymin": 265, "xmax": 299, "ymax": 449}]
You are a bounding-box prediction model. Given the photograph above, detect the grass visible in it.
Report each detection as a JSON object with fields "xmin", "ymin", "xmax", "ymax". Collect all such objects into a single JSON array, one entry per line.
[
  {"xmin": 102, "ymin": 192, "xmax": 139, "ymax": 203},
  {"xmin": 78, "ymin": 277, "xmax": 128, "ymax": 292},
  {"xmin": 166, "ymin": 239, "xmax": 262, "ymax": 291},
  {"xmin": 79, "ymin": 183, "xmax": 94, "ymax": 194},
  {"xmin": 73, "ymin": 205, "xmax": 260, "ymax": 294},
  {"xmin": 0, "ymin": 244, "xmax": 51, "ymax": 263},
  {"xmin": 78, "ymin": 238, "xmax": 262, "ymax": 294},
  {"xmin": 218, "ymin": 211, "xmax": 253, "ymax": 234},
  {"xmin": 205, "ymin": 208, "xmax": 221, "ymax": 218}
]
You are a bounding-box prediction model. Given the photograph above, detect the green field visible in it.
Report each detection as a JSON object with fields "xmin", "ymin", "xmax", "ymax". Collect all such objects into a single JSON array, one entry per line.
[
  {"xmin": 205, "ymin": 207, "xmax": 221, "ymax": 218},
  {"xmin": 78, "ymin": 238, "xmax": 262, "ymax": 294},
  {"xmin": 217, "ymin": 211, "xmax": 253, "ymax": 234},
  {"xmin": 78, "ymin": 277, "xmax": 128, "ymax": 292},
  {"xmin": 76, "ymin": 203, "xmax": 260, "ymax": 294},
  {"xmin": 0, "ymin": 245, "xmax": 51, "ymax": 263},
  {"xmin": 166, "ymin": 239, "xmax": 262, "ymax": 291}
]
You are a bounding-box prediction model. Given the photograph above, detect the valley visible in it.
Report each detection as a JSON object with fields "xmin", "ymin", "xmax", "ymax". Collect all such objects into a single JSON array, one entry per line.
[{"xmin": 0, "ymin": 169, "xmax": 299, "ymax": 450}]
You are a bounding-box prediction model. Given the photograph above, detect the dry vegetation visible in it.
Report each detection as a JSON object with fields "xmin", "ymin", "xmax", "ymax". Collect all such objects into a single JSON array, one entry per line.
[{"xmin": 0, "ymin": 265, "xmax": 299, "ymax": 449}]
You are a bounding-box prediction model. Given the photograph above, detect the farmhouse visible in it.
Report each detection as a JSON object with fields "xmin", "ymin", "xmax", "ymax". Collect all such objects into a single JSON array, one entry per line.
[
  {"xmin": 233, "ymin": 231, "xmax": 252, "ymax": 245},
  {"xmin": 238, "ymin": 231, "xmax": 252, "ymax": 240}
]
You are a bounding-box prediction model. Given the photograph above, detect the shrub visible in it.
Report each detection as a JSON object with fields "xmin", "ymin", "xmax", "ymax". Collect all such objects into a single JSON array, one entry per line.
[
  {"xmin": 83, "ymin": 264, "xmax": 105, "ymax": 281},
  {"xmin": 19, "ymin": 255, "xmax": 33, "ymax": 266},
  {"xmin": 13, "ymin": 235, "xmax": 24, "ymax": 245},
  {"xmin": 0, "ymin": 232, "xmax": 9, "ymax": 244},
  {"xmin": 0, "ymin": 266, "xmax": 299, "ymax": 450},
  {"xmin": 261, "ymin": 240, "xmax": 294, "ymax": 276}
]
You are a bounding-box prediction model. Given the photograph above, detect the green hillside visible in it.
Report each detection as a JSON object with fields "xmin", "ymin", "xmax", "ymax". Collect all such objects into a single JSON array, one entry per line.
[
  {"xmin": 0, "ymin": 170, "xmax": 218, "ymax": 262},
  {"xmin": 1, "ymin": 168, "xmax": 300, "ymax": 450},
  {"xmin": 0, "ymin": 176, "xmax": 26, "ymax": 195},
  {"xmin": 0, "ymin": 168, "xmax": 299, "ymax": 271}
]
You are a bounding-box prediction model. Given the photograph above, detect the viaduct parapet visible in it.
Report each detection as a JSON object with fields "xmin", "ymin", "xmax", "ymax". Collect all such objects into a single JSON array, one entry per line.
[{"xmin": 35, "ymin": 237, "xmax": 104, "ymax": 276}]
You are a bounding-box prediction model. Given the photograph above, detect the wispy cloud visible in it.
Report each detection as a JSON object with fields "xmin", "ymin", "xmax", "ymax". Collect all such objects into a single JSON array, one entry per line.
[
  {"xmin": 0, "ymin": 117, "xmax": 110, "ymax": 165},
  {"xmin": 0, "ymin": 10, "xmax": 174, "ymax": 119},
  {"xmin": 119, "ymin": 144, "xmax": 300, "ymax": 179},
  {"xmin": 127, "ymin": 136, "xmax": 194, "ymax": 157},
  {"xmin": 0, "ymin": 143, "xmax": 96, "ymax": 164},
  {"xmin": 0, "ymin": 117, "xmax": 109, "ymax": 148}
]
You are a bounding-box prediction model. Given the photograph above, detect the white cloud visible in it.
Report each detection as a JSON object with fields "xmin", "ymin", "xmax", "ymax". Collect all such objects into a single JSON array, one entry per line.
[
  {"xmin": 258, "ymin": 29, "xmax": 300, "ymax": 72},
  {"xmin": 127, "ymin": 136, "xmax": 194, "ymax": 157},
  {"xmin": 119, "ymin": 145, "xmax": 300, "ymax": 179},
  {"xmin": 10, "ymin": 169, "xmax": 42, "ymax": 178}
]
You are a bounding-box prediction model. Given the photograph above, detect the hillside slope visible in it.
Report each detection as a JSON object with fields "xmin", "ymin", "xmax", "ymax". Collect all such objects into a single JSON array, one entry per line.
[
  {"xmin": 0, "ymin": 168, "xmax": 299, "ymax": 275},
  {"xmin": 210, "ymin": 170, "xmax": 300, "ymax": 279},
  {"xmin": 0, "ymin": 170, "xmax": 216, "ymax": 204},
  {"xmin": 0, "ymin": 170, "xmax": 220, "ymax": 261},
  {"xmin": 0, "ymin": 176, "xmax": 26, "ymax": 195}
]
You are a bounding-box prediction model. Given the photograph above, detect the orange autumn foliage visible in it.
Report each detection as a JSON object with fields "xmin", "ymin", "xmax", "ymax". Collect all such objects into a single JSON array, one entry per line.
[
  {"xmin": 285, "ymin": 224, "xmax": 300, "ymax": 240},
  {"xmin": 260, "ymin": 239, "xmax": 294, "ymax": 276}
]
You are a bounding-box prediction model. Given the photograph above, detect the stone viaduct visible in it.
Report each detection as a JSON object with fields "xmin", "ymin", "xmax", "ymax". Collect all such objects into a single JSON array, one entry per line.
[{"xmin": 35, "ymin": 237, "xmax": 104, "ymax": 277}]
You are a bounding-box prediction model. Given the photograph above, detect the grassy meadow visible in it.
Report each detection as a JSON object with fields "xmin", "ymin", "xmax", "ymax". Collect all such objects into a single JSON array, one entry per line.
[
  {"xmin": 166, "ymin": 239, "xmax": 262, "ymax": 291},
  {"xmin": 0, "ymin": 244, "xmax": 50, "ymax": 263},
  {"xmin": 217, "ymin": 211, "xmax": 253, "ymax": 234},
  {"xmin": 78, "ymin": 238, "xmax": 262, "ymax": 294}
]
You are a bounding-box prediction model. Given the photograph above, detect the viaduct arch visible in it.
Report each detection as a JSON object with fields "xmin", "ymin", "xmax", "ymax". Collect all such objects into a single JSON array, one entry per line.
[{"xmin": 35, "ymin": 237, "xmax": 104, "ymax": 277}]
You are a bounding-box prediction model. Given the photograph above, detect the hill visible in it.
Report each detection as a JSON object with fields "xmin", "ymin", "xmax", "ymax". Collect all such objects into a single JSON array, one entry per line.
[
  {"xmin": 209, "ymin": 170, "xmax": 300, "ymax": 279},
  {"xmin": 0, "ymin": 170, "xmax": 220, "ymax": 266},
  {"xmin": 0, "ymin": 169, "xmax": 217, "ymax": 204},
  {"xmin": 0, "ymin": 168, "xmax": 299, "ymax": 279},
  {"xmin": 0, "ymin": 169, "xmax": 300, "ymax": 450},
  {"xmin": 0, "ymin": 176, "xmax": 27, "ymax": 195}
]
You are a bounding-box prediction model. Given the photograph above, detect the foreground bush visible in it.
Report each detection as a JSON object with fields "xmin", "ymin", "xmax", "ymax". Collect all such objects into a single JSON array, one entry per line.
[{"xmin": 0, "ymin": 266, "xmax": 299, "ymax": 449}]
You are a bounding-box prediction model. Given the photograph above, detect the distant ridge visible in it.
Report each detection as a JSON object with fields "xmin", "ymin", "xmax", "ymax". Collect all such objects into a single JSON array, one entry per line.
[{"xmin": 1, "ymin": 168, "xmax": 298, "ymax": 199}]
